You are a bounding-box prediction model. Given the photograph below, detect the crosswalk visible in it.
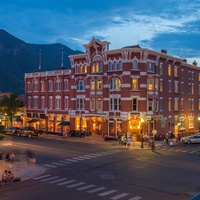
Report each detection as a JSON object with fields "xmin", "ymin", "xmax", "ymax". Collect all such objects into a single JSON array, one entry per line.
[
  {"xmin": 155, "ymin": 146, "xmax": 200, "ymax": 155},
  {"xmin": 43, "ymin": 150, "xmax": 121, "ymax": 168},
  {"xmin": 33, "ymin": 174, "xmax": 142, "ymax": 200}
]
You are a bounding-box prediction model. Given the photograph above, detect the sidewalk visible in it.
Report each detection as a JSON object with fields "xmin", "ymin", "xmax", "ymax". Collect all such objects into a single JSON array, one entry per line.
[{"xmin": 0, "ymin": 159, "xmax": 46, "ymax": 185}]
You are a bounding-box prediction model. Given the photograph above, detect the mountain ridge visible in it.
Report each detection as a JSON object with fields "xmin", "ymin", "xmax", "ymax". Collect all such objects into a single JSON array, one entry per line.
[{"xmin": 0, "ymin": 29, "xmax": 83, "ymax": 94}]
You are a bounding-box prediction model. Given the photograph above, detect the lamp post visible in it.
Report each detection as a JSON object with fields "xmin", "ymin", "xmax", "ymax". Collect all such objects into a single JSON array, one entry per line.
[{"xmin": 140, "ymin": 118, "xmax": 144, "ymax": 148}]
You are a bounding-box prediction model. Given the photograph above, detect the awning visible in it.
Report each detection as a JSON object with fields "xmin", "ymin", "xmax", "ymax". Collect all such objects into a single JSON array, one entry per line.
[
  {"xmin": 58, "ymin": 121, "xmax": 70, "ymax": 126},
  {"xmin": 27, "ymin": 119, "xmax": 39, "ymax": 123}
]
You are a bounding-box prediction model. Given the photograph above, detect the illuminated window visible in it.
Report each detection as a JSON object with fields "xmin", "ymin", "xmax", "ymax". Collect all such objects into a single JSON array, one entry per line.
[
  {"xmin": 132, "ymin": 78, "xmax": 138, "ymax": 89},
  {"xmin": 110, "ymin": 78, "xmax": 121, "ymax": 90},
  {"xmin": 90, "ymin": 98, "xmax": 95, "ymax": 110},
  {"xmin": 174, "ymin": 66, "xmax": 178, "ymax": 77},
  {"xmin": 84, "ymin": 65, "xmax": 87, "ymax": 72},
  {"xmin": 198, "ymin": 99, "xmax": 200, "ymax": 110},
  {"xmin": 91, "ymin": 80, "xmax": 95, "ymax": 90},
  {"xmin": 174, "ymin": 98, "xmax": 178, "ymax": 111},
  {"xmin": 79, "ymin": 65, "xmax": 83, "ymax": 73},
  {"xmin": 160, "ymin": 79, "xmax": 163, "ymax": 92},
  {"xmin": 168, "ymin": 98, "xmax": 172, "ymax": 111},
  {"xmin": 168, "ymin": 65, "xmax": 172, "ymax": 76},
  {"xmin": 147, "ymin": 78, "xmax": 153, "ymax": 90},
  {"xmin": 188, "ymin": 114, "xmax": 194, "ymax": 128},
  {"xmin": 174, "ymin": 81, "xmax": 179, "ymax": 93},
  {"xmin": 97, "ymin": 79, "xmax": 102, "ymax": 90},
  {"xmin": 41, "ymin": 81, "xmax": 45, "ymax": 92}
]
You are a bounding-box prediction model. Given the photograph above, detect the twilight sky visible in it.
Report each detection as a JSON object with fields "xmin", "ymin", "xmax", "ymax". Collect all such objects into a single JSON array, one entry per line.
[{"xmin": 1, "ymin": 0, "xmax": 200, "ymax": 65}]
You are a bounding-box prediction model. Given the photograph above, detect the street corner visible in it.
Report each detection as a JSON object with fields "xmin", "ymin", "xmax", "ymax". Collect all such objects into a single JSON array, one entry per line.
[{"xmin": 0, "ymin": 160, "xmax": 46, "ymax": 182}]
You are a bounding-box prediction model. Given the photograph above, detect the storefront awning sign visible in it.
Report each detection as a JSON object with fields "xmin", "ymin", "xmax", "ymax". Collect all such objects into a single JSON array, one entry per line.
[{"xmin": 58, "ymin": 121, "xmax": 70, "ymax": 126}]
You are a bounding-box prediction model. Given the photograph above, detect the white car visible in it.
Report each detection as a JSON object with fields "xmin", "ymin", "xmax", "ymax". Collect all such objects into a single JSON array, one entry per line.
[{"xmin": 184, "ymin": 135, "xmax": 200, "ymax": 144}]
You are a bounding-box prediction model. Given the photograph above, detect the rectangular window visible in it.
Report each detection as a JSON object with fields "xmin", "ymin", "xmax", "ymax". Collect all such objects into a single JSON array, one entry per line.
[
  {"xmin": 76, "ymin": 98, "xmax": 85, "ymax": 110},
  {"xmin": 181, "ymin": 69, "xmax": 184, "ymax": 78},
  {"xmin": 91, "ymin": 80, "xmax": 95, "ymax": 90},
  {"xmin": 55, "ymin": 98, "xmax": 61, "ymax": 109},
  {"xmin": 65, "ymin": 97, "xmax": 68, "ymax": 109},
  {"xmin": 160, "ymin": 62, "xmax": 163, "ymax": 74},
  {"xmin": 174, "ymin": 81, "xmax": 179, "ymax": 93},
  {"xmin": 132, "ymin": 78, "xmax": 138, "ymax": 90},
  {"xmin": 90, "ymin": 98, "xmax": 95, "ymax": 110},
  {"xmin": 28, "ymin": 97, "xmax": 31, "ymax": 108},
  {"xmin": 174, "ymin": 66, "xmax": 178, "ymax": 77},
  {"xmin": 148, "ymin": 98, "xmax": 153, "ymax": 111},
  {"xmin": 97, "ymin": 80, "xmax": 102, "ymax": 90},
  {"xmin": 168, "ymin": 80, "xmax": 172, "ymax": 92},
  {"xmin": 34, "ymin": 83, "xmax": 38, "ymax": 91},
  {"xmin": 174, "ymin": 98, "xmax": 178, "ymax": 111},
  {"xmin": 97, "ymin": 98, "xmax": 102, "ymax": 111},
  {"xmin": 155, "ymin": 99, "xmax": 158, "ymax": 112},
  {"xmin": 180, "ymin": 99, "xmax": 184, "ymax": 111},
  {"xmin": 27, "ymin": 83, "xmax": 31, "ymax": 92},
  {"xmin": 199, "ymin": 99, "xmax": 200, "ymax": 110},
  {"xmin": 110, "ymin": 98, "xmax": 121, "ymax": 111},
  {"xmin": 49, "ymin": 97, "xmax": 53, "ymax": 109},
  {"xmin": 160, "ymin": 79, "xmax": 163, "ymax": 92},
  {"xmin": 65, "ymin": 80, "xmax": 69, "ymax": 90},
  {"xmin": 41, "ymin": 97, "xmax": 45, "ymax": 109},
  {"xmin": 33, "ymin": 97, "xmax": 38, "ymax": 108},
  {"xmin": 147, "ymin": 61, "xmax": 155, "ymax": 73},
  {"xmin": 168, "ymin": 65, "xmax": 172, "ymax": 76},
  {"xmin": 181, "ymin": 82, "xmax": 184, "ymax": 93},
  {"xmin": 77, "ymin": 80, "xmax": 84, "ymax": 91},
  {"xmin": 168, "ymin": 98, "xmax": 172, "ymax": 111},
  {"xmin": 160, "ymin": 98, "xmax": 163, "ymax": 111},
  {"xmin": 132, "ymin": 98, "xmax": 137, "ymax": 111},
  {"xmin": 189, "ymin": 118, "xmax": 194, "ymax": 129},
  {"xmin": 147, "ymin": 78, "xmax": 153, "ymax": 90}
]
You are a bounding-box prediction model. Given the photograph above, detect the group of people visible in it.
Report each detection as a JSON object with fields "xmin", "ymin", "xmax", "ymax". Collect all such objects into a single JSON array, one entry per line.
[
  {"xmin": 2, "ymin": 170, "xmax": 14, "ymax": 183},
  {"xmin": 5, "ymin": 152, "xmax": 16, "ymax": 162},
  {"xmin": 118, "ymin": 134, "xmax": 132, "ymax": 149}
]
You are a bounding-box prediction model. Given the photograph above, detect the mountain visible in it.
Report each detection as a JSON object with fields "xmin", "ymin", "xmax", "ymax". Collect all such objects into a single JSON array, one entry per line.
[{"xmin": 0, "ymin": 29, "xmax": 83, "ymax": 95}]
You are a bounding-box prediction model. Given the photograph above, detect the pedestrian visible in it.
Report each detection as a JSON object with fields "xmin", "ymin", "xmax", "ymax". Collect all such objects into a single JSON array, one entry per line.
[
  {"xmin": 118, "ymin": 134, "xmax": 122, "ymax": 145},
  {"xmin": 165, "ymin": 133, "xmax": 169, "ymax": 144},
  {"xmin": 120, "ymin": 135, "xmax": 124, "ymax": 146},
  {"xmin": 151, "ymin": 139, "xmax": 155, "ymax": 152},
  {"xmin": 123, "ymin": 136, "xmax": 127, "ymax": 147},
  {"xmin": 7, "ymin": 171, "xmax": 14, "ymax": 182},
  {"xmin": 170, "ymin": 140, "xmax": 173, "ymax": 147},
  {"xmin": 2, "ymin": 170, "xmax": 8, "ymax": 182},
  {"xmin": 126, "ymin": 137, "xmax": 131, "ymax": 149}
]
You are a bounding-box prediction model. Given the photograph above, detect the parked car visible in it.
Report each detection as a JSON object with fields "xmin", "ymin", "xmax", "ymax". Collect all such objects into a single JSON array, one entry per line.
[
  {"xmin": 18, "ymin": 127, "xmax": 39, "ymax": 138},
  {"xmin": 184, "ymin": 135, "xmax": 200, "ymax": 144},
  {"xmin": 3, "ymin": 126, "xmax": 20, "ymax": 135}
]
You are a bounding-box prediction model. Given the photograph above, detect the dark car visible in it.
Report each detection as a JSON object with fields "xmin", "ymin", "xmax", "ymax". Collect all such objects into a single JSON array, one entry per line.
[
  {"xmin": 18, "ymin": 127, "xmax": 39, "ymax": 138},
  {"xmin": 3, "ymin": 126, "xmax": 20, "ymax": 135}
]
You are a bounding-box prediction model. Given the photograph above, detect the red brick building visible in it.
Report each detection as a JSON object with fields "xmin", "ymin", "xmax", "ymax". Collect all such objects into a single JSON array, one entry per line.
[{"xmin": 24, "ymin": 37, "xmax": 200, "ymax": 140}]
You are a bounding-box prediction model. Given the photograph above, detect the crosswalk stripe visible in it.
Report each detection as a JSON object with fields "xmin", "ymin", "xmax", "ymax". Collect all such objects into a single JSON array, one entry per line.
[
  {"xmin": 189, "ymin": 151, "xmax": 197, "ymax": 153},
  {"xmin": 33, "ymin": 174, "xmax": 51, "ymax": 180},
  {"xmin": 59, "ymin": 160, "xmax": 71, "ymax": 164},
  {"xmin": 66, "ymin": 159, "xmax": 78, "ymax": 162},
  {"xmin": 128, "ymin": 196, "xmax": 142, "ymax": 200},
  {"xmin": 78, "ymin": 156, "xmax": 91, "ymax": 159},
  {"xmin": 110, "ymin": 193, "xmax": 129, "ymax": 200},
  {"xmin": 82, "ymin": 155, "xmax": 97, "ymax": 158},
  {"xmin": 49, "ymin": 178, "xmax": 67, "ymax": 183},
  {"xmin": 77, "ymin": 184, "xmax": 95, "ymax": 191},
  {"xmin": 67, "ymin": 182, "xmax": 85, "ymax": 188},
  {"xmin": 57, "ymin": 180, "xmax": 76, "ymax": 186},
  {"xmin": 98, "ymin": 190, "xmax": 117, "ymax": 196},
  {"xmin": 51, "ymin": 162, "xmax": 65, "ymax": 166},
  {"xmin": 43, "ymin": 164, "xmax": 57, "ymax": 168},
  {"xmin": 41, "ymin": 176, "xmax": 59, "ymax": 182},
  {"xmin": 72, "ymin": 157, "xmax": 85, "ymax": 161},
  {"xmin": 87, "ymin": 187, "xmax": 106, "ymax": 193},
  {"xmin": 182, "ymin": 150, "xmax": 189, "ymax": 152}
]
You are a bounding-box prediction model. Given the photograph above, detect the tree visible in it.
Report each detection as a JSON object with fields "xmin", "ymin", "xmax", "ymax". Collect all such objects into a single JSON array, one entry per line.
[{"xmin": 0, "ymin": 93, "xmax": 22, "ymax": 126}]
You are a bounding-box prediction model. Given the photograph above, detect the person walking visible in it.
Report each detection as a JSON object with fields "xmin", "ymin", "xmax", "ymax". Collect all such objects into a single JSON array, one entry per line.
[
  {"xmin": 126, "ymin": 137, "xmax": 131, "ymax": 149},
  {"xmin": 120, "ymin": 134, "xmax": 124, "ymax": 146}
]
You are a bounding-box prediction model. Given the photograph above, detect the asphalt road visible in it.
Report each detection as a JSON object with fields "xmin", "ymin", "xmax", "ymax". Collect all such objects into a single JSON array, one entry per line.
[{"xmin": 0, "ymin": 135, "xmax": 200, "ymax": 200}]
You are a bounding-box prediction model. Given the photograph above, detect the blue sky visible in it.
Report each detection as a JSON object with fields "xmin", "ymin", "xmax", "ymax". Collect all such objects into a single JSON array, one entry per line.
[{"xmin": 1, "ymin": 0, "xmax": 200, "ymax": 65}]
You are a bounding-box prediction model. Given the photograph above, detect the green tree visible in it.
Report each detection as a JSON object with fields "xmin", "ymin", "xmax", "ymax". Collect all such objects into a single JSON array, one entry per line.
[{"xmin": 0, "ymin": 93, "xmax": 22, "ymax": 126}]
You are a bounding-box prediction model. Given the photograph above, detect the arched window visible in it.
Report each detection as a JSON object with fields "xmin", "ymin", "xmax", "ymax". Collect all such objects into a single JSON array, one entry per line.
[
  {"xmin": 108, "ymin": 62, "xmax": 112, "ymax": 71},
  {"xmin": 110, "ymin": 78, "xmax": 121, "ymax": 90},
  {"xmin": 76, "ymin": 80, "xmax": 85, "ymax": 91},
  {"xmin": 113, "ymin": 61, "xmax": 117, "ymax": 70},
  {"xmin": 41, "ymin": 81, "xmax": 45, "ymax": 91},
  {"xmin": 55, "ymin": 79, "xmax": 61, "ymax": 91},
  {"xmin": 49, "ymin": 81, "xmax": 53, "ymax": 91},
  {"xmin": 132, "ymin": 60, "xmax": 138, "ymax": 69},
  {"xmin": 118, "ymin": 60, "xmax": 122, "ymax": 70}
]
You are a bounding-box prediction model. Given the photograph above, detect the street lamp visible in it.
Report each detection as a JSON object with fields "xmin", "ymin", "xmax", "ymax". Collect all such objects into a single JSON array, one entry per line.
[{"xmin": 140, "ymin": 118, "xmax": 144, "ymax": 148}]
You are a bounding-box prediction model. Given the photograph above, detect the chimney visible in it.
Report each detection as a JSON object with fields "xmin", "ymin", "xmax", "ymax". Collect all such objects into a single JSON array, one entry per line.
[
  {"xmin": 183, "ymin": 59, "xmax": 187, "ymax": 63},
  {"xmin": 193, "ymin": 60, "xmax": 197, "ymax": 66},
  {"xmin": 161, "ymin": 49, "xmax": 167, "ymax": 54}
]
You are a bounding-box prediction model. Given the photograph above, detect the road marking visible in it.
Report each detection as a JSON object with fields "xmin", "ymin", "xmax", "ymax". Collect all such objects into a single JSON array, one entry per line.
[
  {"xmin": 67, "ymin": 182, "xmax": 85, "ymax": 188},
  {"xmin": 43, "ymin": 164, "xmax": 57, "ymax": 168},
  {"xmin": 87, "ymin": 187, "xmax": 106, "ymax": 193},
  {"xmin": 59, "ymin": 160, "xmax": 71, "ymax": 164},
  {"xmin": 41, "ymin": 176, "xmax": 59, "ymax": 182},
  {"xmin": 77, "ymin": 184, "xmax": 95, "ymax": 191},
  {"xmin": 33, "ymin": 174, "xmax": 51, "ymax": 180},
  {"xmin": 128, "ymin": 196, "xmax": 142, "ymax": 200},
  {"xmin": 98, "ymin": 189, "xmax": 117, "ymax": 196},
  {"xmin": 78, "ymin": 156, "xmax": 91, "ymax": 159},
  {"xmin": 110, "ymin": 193, "xmax": 129, "ymax": 200},
  {"xmin": 182, "ymin": 150, "xmax": 189, "ymax": 152},
  {"xmin": 57, "ymin": 180, "xmax": 76, "ymax": 186},
  {"xmin": 189, "ymin": 151, "xmax": 197, "ymax": 153},
  {"xmin": 66, "ymin": 159, "xmax": 78, "ymax": 162},
  {"xmin": 49, "ymin": 178, "xmax": 67, "ymax": 183},
  {"xmin": 51, "ymin": 162, "xmax": 65, "ymax": 166},
  {"xmin": 72, "ymin": 157, "xmax": 85, "ymax": 161}
]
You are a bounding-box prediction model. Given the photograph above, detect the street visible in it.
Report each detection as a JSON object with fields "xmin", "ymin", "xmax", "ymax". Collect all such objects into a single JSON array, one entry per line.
[{"xmin": 0, "ymin": 135, "xmax": 200, "ymax": 200}]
